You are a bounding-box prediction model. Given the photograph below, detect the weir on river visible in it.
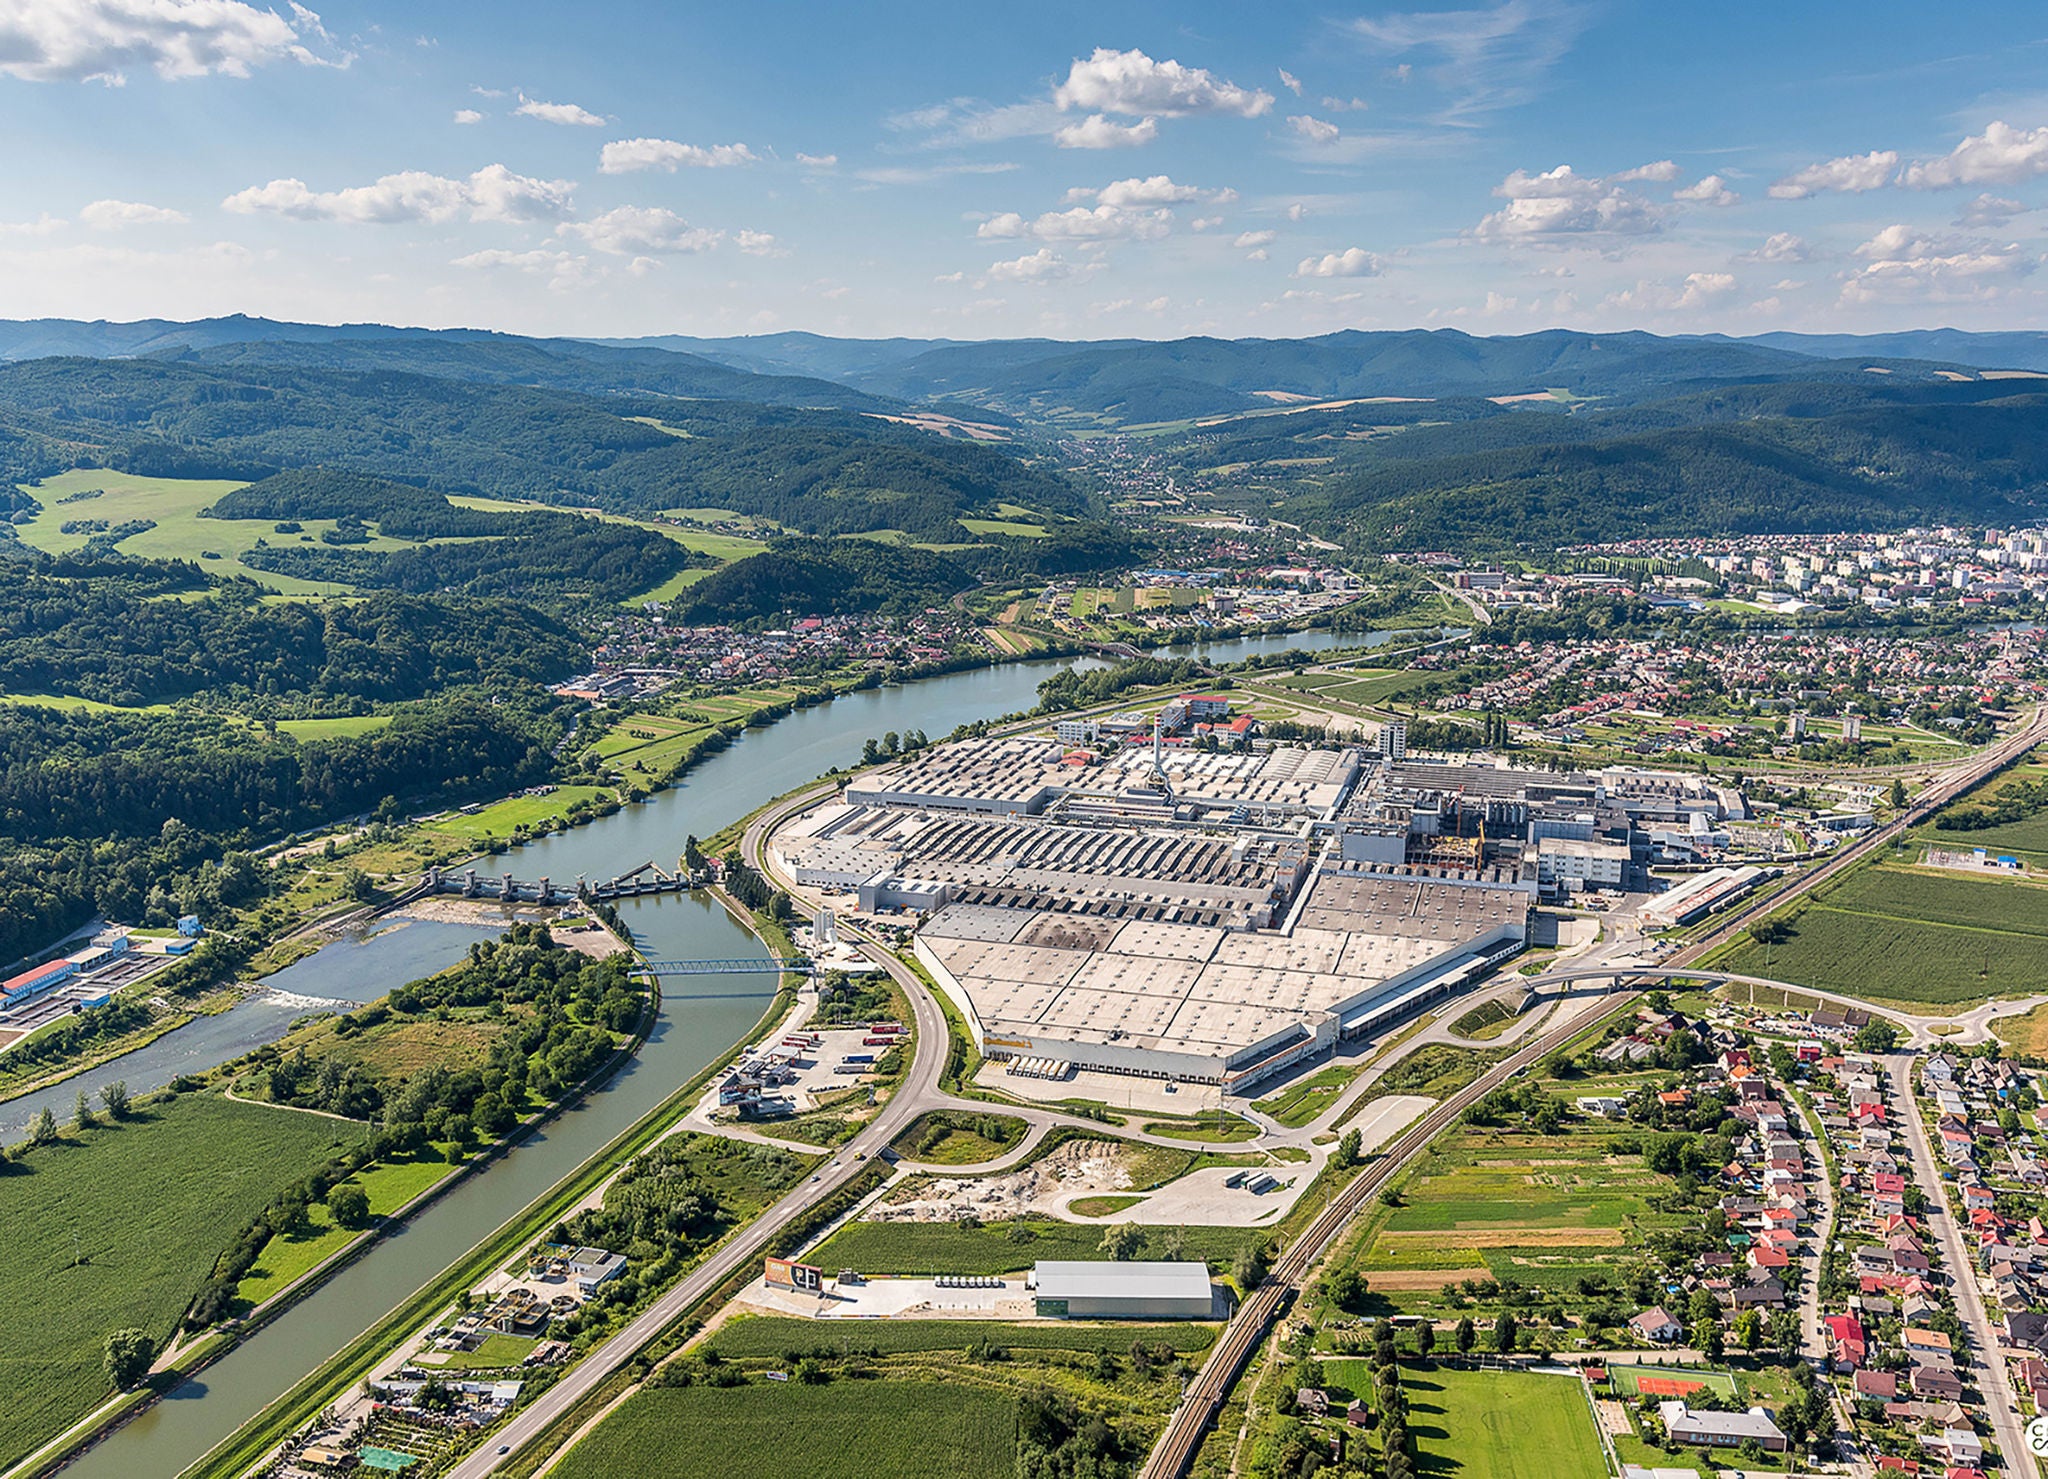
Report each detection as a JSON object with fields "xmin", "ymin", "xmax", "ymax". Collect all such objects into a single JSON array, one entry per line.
[{"xmin": 57, "ymin": 627, "xmax": 1358, "ymax": 1479}]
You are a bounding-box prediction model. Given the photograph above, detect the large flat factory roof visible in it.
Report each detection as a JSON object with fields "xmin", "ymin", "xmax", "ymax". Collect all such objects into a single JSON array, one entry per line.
[
  {"xmin": 799, "ymin": 735, "xmax": 1528, "ymax": 1089},
  {"xmin": 1293, "ymin": 868, "xmax": 1531, "ymax": 938},
  {"xmin": 842, "ymin": 735, "xmax": 1363, "ymax": 821},
  {"xmin": 914, "ymin": 867, "xmax": 1528, "ymax": 1085}
]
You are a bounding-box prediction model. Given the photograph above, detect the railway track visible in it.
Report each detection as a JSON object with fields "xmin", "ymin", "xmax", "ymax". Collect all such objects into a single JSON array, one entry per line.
[{"xmin": 1138, "ymin": 708, "xmax": 2045, "ymax": 1479}]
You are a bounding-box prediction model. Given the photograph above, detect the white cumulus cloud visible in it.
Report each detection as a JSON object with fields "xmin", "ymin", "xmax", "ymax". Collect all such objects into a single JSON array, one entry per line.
[
  {"xmin": 453, "ymin": 107, "xmax": 483, "ymax": 125},
  {"xmin": 557, "ymin": 206, "xmax": 720, "ymax": 255},
  {"xmin": 1768, "ymin": 149, "xmax": 1898, "ymax": 199},
  {"xmin": 1053, "ymin": 114, "xmax": 1159, "ymax": 149},
  {"xmin": 1475, "ymin": 163, "xmax": 1661, "ymax": 239},
  {"xmin": 1672, "ymin": 174, "xmax": 1738, "ymax": 206},
  {"xmin": 451, "ymin": 247, "xmax": 591, "ymax": 289},
  {"xmin": 1901, "ymin": 120, "xmax": 2048, "ymax": 189},
  {"xmin": 1603, "ymin": 271, "xmax": 1737, "ymax": 313},
  {"xmin": 78, "ymin": 198, "xmax": 188, "ymax": 229},
  {"xmin": 1741, "ymin": 232, "xmax": 1809, "ymax": 263},
  {"xmin": 0, "ymin": 0, "xmax": 345, "ymax": 84},
  {"xmin": 516, "ymin": 95, "xmax": 608, "ymax": 127},
  {"xmin": 1288, "ymin": 115, "xmax": 1340, "ymax": 145},
  {"xmin": 795, "ymin": 152, "xmax": 838, "ymax": 169},
  {"xmin": 1053, "ymin": 47, "xmax": 1274, "ymax": 118},
  {"xmin": 1295, "ymin": 247, "xmax": 1383, "ymax": 278},
  {"xmin": 1234, "ymin": 230, "xmax": 1276, "ymax": 248},
  {"xmin": 1958, "ymin": 193, "xmax": 2033, "ymax": 228},
  {"xmin": 976, "ymin": 204, "xmax": 1170, "ymax": 242},
  {"xmin": 1610, "ymin": 160, "xmax": 1680, "ymax": 183},
  {"xmin": 1842, "ymin": 224, "xmax": 2034, "ymax": 303},
  {"xmin": 984, "ymin": 247, "xmax": 1082, "ymax": 283},
  {"xmin": 1278, "ymin": 68, "xmax": 1303, "ymax": 96},
  {"xmin": 224, "ymin": 164, "xmax": 573, "ymax": 225},
  {"xmin": 599, "ymin": 138, "xmax": 758, "ymax": 173},
  {"xmin": 1094, "ymin": 174, "xmax": 1209, "ymax": 207}
]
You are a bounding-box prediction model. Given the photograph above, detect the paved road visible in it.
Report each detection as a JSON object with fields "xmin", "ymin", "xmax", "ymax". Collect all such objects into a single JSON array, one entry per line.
[
  {"xmin": 445, "ymin": 938, "xmax": 946, "ymax": 1478},
  {"xmin": 1885, "ymin": 1052, "xmax": 2035, "ymax": 1478},
  {"xmin": 1511, "ymin": 966, "xmax": 2048, "ymax": 1047}
]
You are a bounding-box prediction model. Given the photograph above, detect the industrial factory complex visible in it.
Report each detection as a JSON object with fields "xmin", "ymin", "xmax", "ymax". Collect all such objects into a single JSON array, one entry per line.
[{"xmin": 771, "ymin": 703, "xmax": 1758, "ymax": 1091}]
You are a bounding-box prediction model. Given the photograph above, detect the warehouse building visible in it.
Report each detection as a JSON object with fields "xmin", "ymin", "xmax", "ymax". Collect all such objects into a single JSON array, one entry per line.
[
  {"xmin": 1032, "ymin": 1261, "xmax": 1217, "ymax": 1319},
  {"xmin": 914, "ymin": 864, "xmax": 1528, "ymax": 1088},
  {"xmin": 1, "ymin": 958, "xmax": 79, "ymax": 1008}
]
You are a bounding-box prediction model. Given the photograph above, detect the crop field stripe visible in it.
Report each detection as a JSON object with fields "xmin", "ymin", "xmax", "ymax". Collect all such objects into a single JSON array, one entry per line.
[
  {"xmin": 0, "ymin": 1094, "xmax": 360, "ymax": 1470},
  {"xmin": 546, "ymin": 1381, "xmax": 1018, "ymax": 1479}
]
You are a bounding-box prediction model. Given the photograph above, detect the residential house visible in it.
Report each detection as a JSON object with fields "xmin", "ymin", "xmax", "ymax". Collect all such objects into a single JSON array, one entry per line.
[
  {"xmin": 1629, "ymin": 1307, "xmax": 1683, "ymax": 1344},
  {"xmin": 1657, "ymin": 1402, "xmax": 1789, "ymax": 1453}
]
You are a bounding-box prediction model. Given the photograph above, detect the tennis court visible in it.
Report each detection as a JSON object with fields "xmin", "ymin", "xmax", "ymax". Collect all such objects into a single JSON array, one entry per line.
[{"xmin": 1604, "ymin": 1364, "xmax": 1736, "ymax": 1399}]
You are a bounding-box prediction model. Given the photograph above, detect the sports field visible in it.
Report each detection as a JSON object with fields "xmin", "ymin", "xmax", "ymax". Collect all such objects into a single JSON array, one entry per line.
[
  {"xmin": 1603, "ymin": 1363, "xmax": 1736, "ymax": 1399},
  {"xmin": 0, "ymin": 1093, "xmax": 359, "ymax": 1470},
  {"xmin": 1715, "ymin": 861, "xmax": 2048, "ymax": 1005},
  {"xmin": 551, "ymin": 1381, "xmax": 1017, "ymax": 1479},
  {"xmin": 1343, "ymin": 1362, "xmax": 1608, "ymax": 1479}
]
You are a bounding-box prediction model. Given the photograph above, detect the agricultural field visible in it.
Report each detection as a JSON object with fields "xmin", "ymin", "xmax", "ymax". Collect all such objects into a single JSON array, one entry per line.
[
  {"xmin": 811, "ymin": 1215, "xmax": 1253, "ymax": 1277},
  {"xmin": 0, "ymin": 1092, "xmax": 360, "ymax": 1470},
  {"xmin": 234, "ymin": 1151, "xmax": 460, "ymax": 1309},
  {"xmin": 275, "ymin": 715, "xmax": 395, "ymax": 740},
  {"xmin": 450, "ymin": 493, "xmax": 772, "ymax": 567},
  {"xmin": 551, "ymin": 1382, "xmax": 1018, "ymax": 1479},
  {"xmin": 1392, "ymin": 1363, "xmax": 1610, "ymax": 1479},
  {"xmin": 960, "ymin": 516, "xmax": 1051, "ymax": 538},
  {"xmin": 710, "ymin": 1316, "xmax": 1218, "ymax": 1359},
  {"xmin": 1911, "ymin": 759, "xmax": 2048, "ymax": 864},
  {"xmin": 1339, "ymin": 1125, "xmax": 1692, "ymax": 1311},
  {"xmin": 14, "ymin": 469, "xmax": 420, "ymax": 594},
  {"xmin": 417, "ymin": 784, "xmax": 617, "ymax": 843},
  {"xmin": 584, "ymin": 714, "xmax": 716, "ymax": 783},
  {"xmin": 1715, "ymin": 861, "xmax": 2048, "ymax": 1005}
]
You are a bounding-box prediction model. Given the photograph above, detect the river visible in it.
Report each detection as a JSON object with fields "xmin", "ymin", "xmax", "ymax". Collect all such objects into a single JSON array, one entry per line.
[{"xmin": 61, "ymin": 626, "xmax": 1359, "ymax": 1478}]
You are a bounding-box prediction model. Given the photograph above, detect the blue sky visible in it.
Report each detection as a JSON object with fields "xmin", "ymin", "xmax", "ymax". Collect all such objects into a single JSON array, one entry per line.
[{"xmin": 3, "ymin": 0, "xmax": 2048, "ymax": 340}]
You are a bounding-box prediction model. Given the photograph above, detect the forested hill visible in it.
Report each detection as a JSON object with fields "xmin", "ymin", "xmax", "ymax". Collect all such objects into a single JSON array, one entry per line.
[
  {"xmin": 0, "ymin": 315, "xmax": 883, "ymax": 411},
  {"xmin": 670, "ymin": 538, "xmax": 972, "ymax": 624},
  {"xmin": 833, "ymin": 328, "xmax": 1981, "ymax": 424},
  {"xmin": 0, "ymin": 566, "xmax": 582, "ymax": 706},
  {"xmin": 0, "ymin": 358, "xmax": 1087, "ymax": 541},
  {"xmin": 176, "ymin": 333, "xmax": 891, "ymax": 412},
  {"xmin": 1190, "ymin": 377, "xmax": 2048, "ymax": 550}
]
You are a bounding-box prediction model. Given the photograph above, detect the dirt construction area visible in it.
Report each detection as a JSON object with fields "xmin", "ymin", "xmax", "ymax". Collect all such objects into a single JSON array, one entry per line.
[
  {"xmin": 863, "ymin": 1136, "xmax": 1319, "ymax": 1229},
  {"xmin": 868, "ymin": 1138, "xmax": 1138, "ymax": 1223}
]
